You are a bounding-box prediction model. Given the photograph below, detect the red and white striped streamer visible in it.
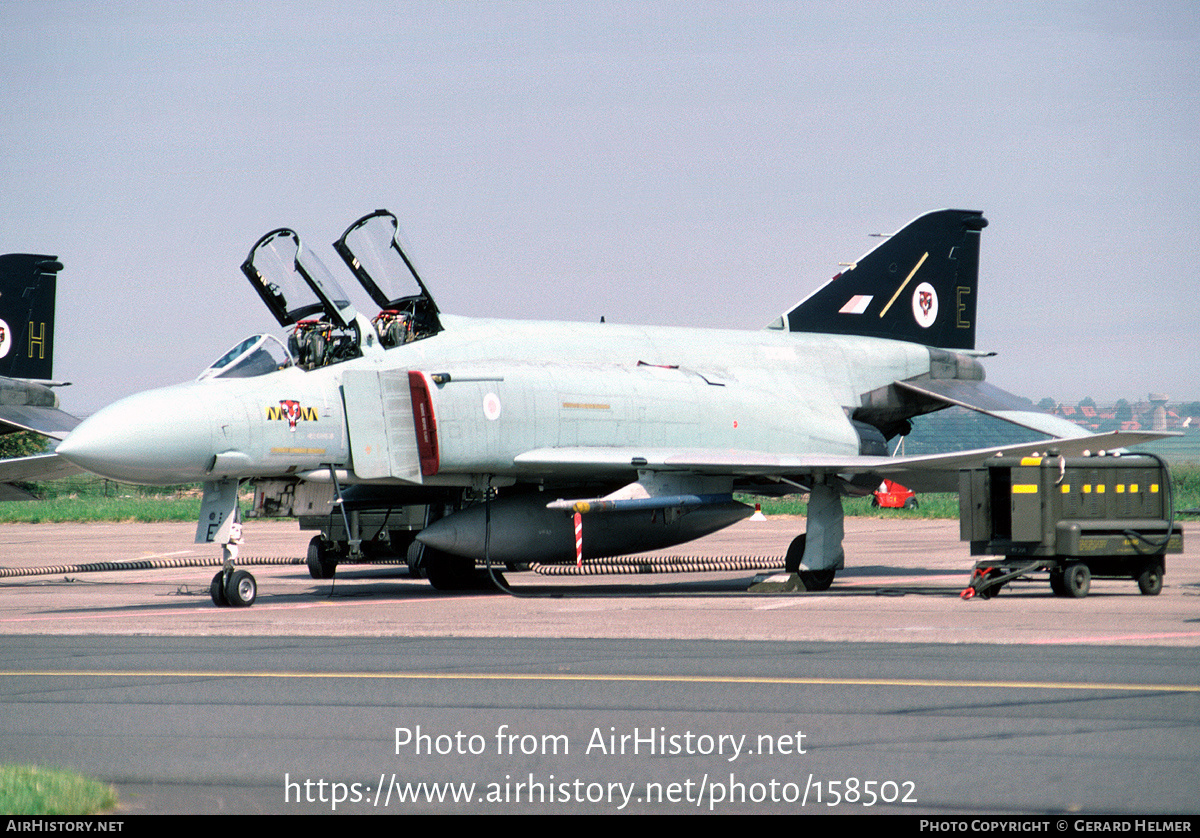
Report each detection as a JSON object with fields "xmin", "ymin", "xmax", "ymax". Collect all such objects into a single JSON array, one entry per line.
[{"xmin": 574, "ymin": 511, "xmax": 583, "ymax": 568}]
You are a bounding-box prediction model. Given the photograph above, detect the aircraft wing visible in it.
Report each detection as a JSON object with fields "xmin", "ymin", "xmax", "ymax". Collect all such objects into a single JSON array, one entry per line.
[
  {"xmin": 0, "ymin": 403, "xmax": 81, "ymax": 439},
  {"xmin": 0, "ymin": 453, "xmax": 84, "ymax": 500},
  {"xmin": 514, "ymin": 430, "xmax": 1173, "ymax": 494}
]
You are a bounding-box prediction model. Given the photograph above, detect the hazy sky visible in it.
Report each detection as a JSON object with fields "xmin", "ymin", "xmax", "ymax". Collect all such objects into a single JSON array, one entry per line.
[{"xmin": 2, "ymin": 1, "xmax": 1197, "ymax": 413}]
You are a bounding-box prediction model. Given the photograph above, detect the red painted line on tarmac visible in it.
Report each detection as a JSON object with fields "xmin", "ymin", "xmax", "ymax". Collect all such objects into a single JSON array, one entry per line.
[
  {"xmin": 0, "ymin": 601, "xmax": 340, "ymax": 623},
  {"xmin": 0, "ymin": 596, "xmax": 475, "ymax": 624}
]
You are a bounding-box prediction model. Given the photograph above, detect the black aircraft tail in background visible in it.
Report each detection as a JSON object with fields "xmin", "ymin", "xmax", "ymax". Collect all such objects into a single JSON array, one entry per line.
[
  {"xmin": 780, "ymin": 209, "xmax": 987, "ymax": 351},
  {"xmin": 0, "ymin": 254, "xmax": 78, "ymax": 444},
  {"xmin": 0, "ymin": 253, "xmax": 62, "ymax": 380}
]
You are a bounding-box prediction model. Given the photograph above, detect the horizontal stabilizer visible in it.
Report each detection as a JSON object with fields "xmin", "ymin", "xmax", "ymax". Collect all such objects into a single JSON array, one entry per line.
[
  {"xmin": 0, "ymin": 404, "xmax": 81, "ymax": 440},
  {"xmin": 0, "ymin": 452, "xmax": 84, "ymax": 485},
  {"xmin": 894, "ymin": 379, "xmax": 1091, "ymax": 439}
]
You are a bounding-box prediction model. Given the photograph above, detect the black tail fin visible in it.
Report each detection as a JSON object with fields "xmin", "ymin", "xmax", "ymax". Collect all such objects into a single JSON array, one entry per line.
[
  {"xmin": 779, "ymin": 209, "xmax": 987, "ymax": 350},
  {"xmin": 0, "ymin": 254, "xmax": 61, "ymax": 380}
]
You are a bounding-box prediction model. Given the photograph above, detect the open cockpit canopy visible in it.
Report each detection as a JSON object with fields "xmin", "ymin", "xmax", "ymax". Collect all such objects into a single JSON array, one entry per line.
[
  {"xmin": 241, "ymin": 228, "xmax": 358, "ymax": 329},
  {"xmin": 334, "ymin": 209, "xmax": 442, "ymax": 342},
  {"xmin": 237, "ymin": 211, "xmax": 443, "ymax": 370}
]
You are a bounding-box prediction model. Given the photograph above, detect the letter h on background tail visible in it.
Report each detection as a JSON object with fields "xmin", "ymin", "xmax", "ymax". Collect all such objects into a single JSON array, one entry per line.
[{"xmin": 0, "ymin": 253, "xmax": 62, "ymax": 380}]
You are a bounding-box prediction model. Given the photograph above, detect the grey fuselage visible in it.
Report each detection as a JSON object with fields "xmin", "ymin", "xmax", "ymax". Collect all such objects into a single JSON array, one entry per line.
[{"xmin": 59, "ymin": 313, "xmax": 943, "ymax": 489}]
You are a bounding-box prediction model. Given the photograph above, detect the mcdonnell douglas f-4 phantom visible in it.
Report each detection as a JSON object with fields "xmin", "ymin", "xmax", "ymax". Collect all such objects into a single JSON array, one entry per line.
[{"xmin": 51, "ymin": 209, "xmax": 1164, "ymax": 606}]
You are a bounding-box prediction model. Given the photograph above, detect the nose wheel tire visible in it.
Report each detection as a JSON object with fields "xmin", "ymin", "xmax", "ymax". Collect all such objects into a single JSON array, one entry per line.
[
  {"xmin": 210, "ymin": 572, "xmax": 229, "ymax": 606},
  {"xmin": 211, "ymin": 570, "xmax": 257, "ymax": 607},
  {"xmin": 225, "ymin": 570, "xmax": 257, "ymax": 607}
]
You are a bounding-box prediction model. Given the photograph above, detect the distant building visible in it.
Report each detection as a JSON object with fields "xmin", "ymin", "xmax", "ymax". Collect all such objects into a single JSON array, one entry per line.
[{"xmin": 1044, "ymin": 394, "xmax": 1190, "ymax": 434}]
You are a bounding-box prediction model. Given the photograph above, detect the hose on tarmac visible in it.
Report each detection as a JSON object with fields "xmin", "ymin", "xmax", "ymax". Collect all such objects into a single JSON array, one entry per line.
[
  {"xmin": 0, "ymin": 553, "xmax": 784, "ymax": 580},
  {"xmin": 0, "ymin": 555, "xmax": 304, "ymax": 579},
  {"xmin": 532, "ymin": 555, "xmax": 784, "ymax": 575}
]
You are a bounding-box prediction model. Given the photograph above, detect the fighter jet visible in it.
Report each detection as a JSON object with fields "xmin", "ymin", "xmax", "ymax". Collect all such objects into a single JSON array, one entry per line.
[
  {"xmin": 52, "ymin": 209, "xmax": 1165, "ymax": 606},
  {"xmin": 0, "ymin": 254, "xmax": 81, "ymax": 500}
]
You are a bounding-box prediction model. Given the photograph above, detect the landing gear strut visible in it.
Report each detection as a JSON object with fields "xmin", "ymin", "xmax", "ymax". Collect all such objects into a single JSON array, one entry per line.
[
  {"xmin": 208, "ymin": 518, "xmax": 257, "ymax": 608},
  {"xmin": 782, "ymin": 481, "xmax": 844, "ymax": 592},
  {"xmin": 200, "ymin": 479, "xmax": 257, "ymax": 608}
]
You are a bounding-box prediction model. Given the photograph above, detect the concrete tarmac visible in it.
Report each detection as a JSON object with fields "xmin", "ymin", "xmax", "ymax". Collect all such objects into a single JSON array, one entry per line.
[
  {"xmin": 0, "ymin": 518, "xmax": 1196, "ymax": 645},
  {"xmin": 2, "ymin": 517, "xmax": 1198, "ymax": 815}
]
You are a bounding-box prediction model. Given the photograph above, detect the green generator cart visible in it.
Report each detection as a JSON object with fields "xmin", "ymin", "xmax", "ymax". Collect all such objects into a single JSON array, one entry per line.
[{"xmin": 959, "ymin": 453, "xmax": 1181, "ymax": 599}]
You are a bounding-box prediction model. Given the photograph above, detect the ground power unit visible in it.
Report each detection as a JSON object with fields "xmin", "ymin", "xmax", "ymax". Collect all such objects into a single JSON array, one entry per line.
[{"xmin": 959, "ymin": 453, "xmax": 1181, "ymax": 598}]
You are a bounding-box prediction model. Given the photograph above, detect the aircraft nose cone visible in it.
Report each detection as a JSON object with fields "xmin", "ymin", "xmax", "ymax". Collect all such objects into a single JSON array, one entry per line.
[{"xmin": 57, "ymin": 386, "xmax": 216, "ymax": 484}]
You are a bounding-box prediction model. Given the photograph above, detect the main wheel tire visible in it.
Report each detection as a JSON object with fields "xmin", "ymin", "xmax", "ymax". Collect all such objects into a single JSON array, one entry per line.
[
  {"xmin": 210, "ymin": 571, "xmax": 229, "ymax": 607},
  {"xmin": 307, "ymin": 535, "xmax": 337, "ymax": 580},
  {"xmin": 1136, "ymin": 561, "xmax": 1164, "ymax": 596},
  {"xmin": 406, "ymin": 541, "xmax": 426, "ymax": 579},
  {"xmin": 1062, "ymin": 562, "xmax": 1090, "ymax": 598},
  {"xmin": 425, "ymin": 550, "xmax": 475, "ymax": 591},
  {"xmin": 224, "ymin": 569, "xmax": 257, "ymax": 607},
  {"xmin": 784, "ymin": 533, "xmax": 807, "ymax": 574},
  {"xmin": 797, "ymin": 569, "xmax": 835, "ymax": 591}
]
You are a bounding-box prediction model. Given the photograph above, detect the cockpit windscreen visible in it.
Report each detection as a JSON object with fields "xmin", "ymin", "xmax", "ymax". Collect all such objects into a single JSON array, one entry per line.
[{"xmin": 198, "ymin": 334, "xmax": 292, "ymax": 380}]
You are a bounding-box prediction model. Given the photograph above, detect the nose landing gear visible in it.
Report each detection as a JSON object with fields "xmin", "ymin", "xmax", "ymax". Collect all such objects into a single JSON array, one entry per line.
[{"xmin": 208, "ymin": 519, "xmax": 257, "ymax": 608}]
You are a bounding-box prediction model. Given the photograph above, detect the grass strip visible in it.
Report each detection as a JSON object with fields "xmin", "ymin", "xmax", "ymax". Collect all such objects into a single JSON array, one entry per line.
[
  {"xmin": 0, "ymin": 765, "xmax": 117, "ymax": 815},
  {"xmin": 1, "ymin": 466, "xmax": 1197, "ymax": 524}
]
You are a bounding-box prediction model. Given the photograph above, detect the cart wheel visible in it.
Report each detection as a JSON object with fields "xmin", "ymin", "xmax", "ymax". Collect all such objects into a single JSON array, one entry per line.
[
  {"xmin": 1136, "ymin": 561, "xmax": 1164, "ymax": 596},
  {"xmin": 1062, "ymin": 562, "xmax": 1090, "ymax": 598}
]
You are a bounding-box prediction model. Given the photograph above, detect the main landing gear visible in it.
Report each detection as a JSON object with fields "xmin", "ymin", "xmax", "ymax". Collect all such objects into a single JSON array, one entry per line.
[
  {"xmin": 783, "ymin": 534, "xmax": 836, "ymax": 591},
  {"xmin": 781, "ymin": 481, "xmax": 844, "ymax": 592},
  {"xmin": 307, "ymin": 535, "xmax": 339, "ymax": 580}
]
